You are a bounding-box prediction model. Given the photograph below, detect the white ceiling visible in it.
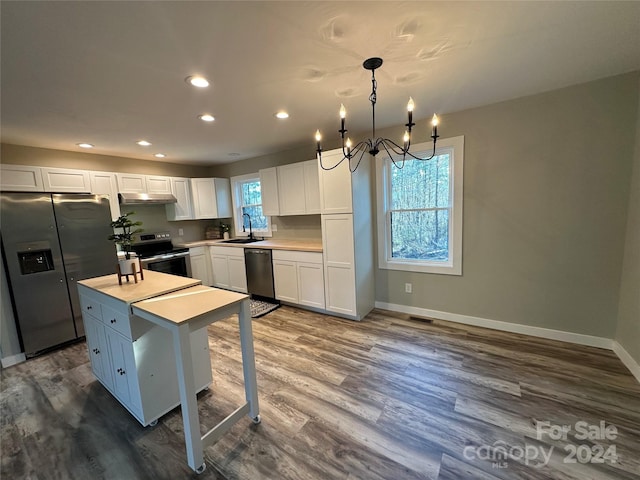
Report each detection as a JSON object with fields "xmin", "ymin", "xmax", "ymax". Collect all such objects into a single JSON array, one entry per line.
[{"xmin": 2, "ymin": 1, "xmax": 639, "ymax": 166}]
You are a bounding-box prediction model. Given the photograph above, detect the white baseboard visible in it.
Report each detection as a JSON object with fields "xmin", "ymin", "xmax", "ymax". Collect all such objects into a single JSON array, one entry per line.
[
  {"xmin": 1, "ymin": 352, "xmax": 26, "ymax": 368},
  {"xmin": 612, "ymin": 342, "xmax": 640, "ymax": 383},
  {"xmin": 374, "ymin": 302, "xmax": 614, "ymax": 350}
]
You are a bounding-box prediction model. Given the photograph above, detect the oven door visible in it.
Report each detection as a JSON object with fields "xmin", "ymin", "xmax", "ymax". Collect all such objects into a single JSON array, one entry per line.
[{"xmin": 140, "ymin": 252, "xmax": 192, "ymax": 278}]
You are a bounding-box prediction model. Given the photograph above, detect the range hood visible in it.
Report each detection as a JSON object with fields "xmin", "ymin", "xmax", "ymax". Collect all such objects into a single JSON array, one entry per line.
[{"xmin": 118, "ymin": 192, "xmax": 177, "ymax": 205}]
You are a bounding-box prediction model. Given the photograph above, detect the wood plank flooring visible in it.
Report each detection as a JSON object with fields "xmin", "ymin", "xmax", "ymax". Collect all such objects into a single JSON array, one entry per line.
[{"xmin": 2, "ymin": 306, "xmax": 639, "ymax": 479}]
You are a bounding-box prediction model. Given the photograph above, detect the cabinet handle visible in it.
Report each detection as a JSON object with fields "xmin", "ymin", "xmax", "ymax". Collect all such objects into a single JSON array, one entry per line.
[
  {"xmin": 110, "ymin": 318, "xmax": 116, "ymax": 324},
  {"xmin": 87, "ymin": 306, "xmax": 92, "ymax": 310},
  {"xmin": 93, "ymin": 348, "xmax": 100, "ymax": 354}
]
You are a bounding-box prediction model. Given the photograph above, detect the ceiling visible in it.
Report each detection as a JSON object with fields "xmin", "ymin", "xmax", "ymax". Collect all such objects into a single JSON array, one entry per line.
[{"xmin": 2, "ymin": 1, "xmax": 639, "ymax": 166}]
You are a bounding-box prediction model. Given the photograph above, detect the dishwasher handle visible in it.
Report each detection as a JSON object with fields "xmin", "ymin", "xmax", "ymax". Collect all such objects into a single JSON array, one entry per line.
[{"xmin": 245, "ymin": 249, "xmax": 269, "ymax": 255}]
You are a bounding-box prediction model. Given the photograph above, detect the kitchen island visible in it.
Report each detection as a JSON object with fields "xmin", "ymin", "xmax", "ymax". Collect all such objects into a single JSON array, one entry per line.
[{"xmin": 77, "ymin": 270, "xmax": 260, "ymax": 474}]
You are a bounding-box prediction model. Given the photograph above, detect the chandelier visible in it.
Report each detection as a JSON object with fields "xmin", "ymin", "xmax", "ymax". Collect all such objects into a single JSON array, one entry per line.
[{"xmin": 315, "ymin": 57, "xmax": 440, "ymax": 172}]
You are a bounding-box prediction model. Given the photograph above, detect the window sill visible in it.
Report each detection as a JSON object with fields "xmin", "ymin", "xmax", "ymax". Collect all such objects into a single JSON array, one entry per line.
[{"xmin": 380, "ymin": 259, "xmax": 461, "ymax": 276}]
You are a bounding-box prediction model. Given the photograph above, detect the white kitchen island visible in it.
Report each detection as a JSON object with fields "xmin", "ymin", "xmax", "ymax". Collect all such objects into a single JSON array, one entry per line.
[{"xmin": 77, "ymin": 271, "xmax": 260, "ymax": 474}]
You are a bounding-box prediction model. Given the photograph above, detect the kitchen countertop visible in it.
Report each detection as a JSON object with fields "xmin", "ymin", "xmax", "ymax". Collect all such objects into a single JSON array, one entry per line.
[
  {"xmin": 180, "ymin": 238, "xmax": 323, "ymax": 252},
  {"xmin": 77, "ymin": 270, "xmax": 201, "ymax": 304}
]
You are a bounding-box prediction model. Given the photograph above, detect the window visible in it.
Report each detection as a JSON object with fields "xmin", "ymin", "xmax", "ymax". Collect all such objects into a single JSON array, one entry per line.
[
  {"xmin": 230, "ymin": 173, "xmax": 271, "ymax": 237},
  {"xmin": 376, "ymin": 136, "xmax": 464, "ymax": 275}
]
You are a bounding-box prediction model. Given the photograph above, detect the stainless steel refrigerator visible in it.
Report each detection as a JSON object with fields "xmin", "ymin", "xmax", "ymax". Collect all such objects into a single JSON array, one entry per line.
[{"xmin": 1, "ymin": 193, "xmax": 117, "ymax": 357}]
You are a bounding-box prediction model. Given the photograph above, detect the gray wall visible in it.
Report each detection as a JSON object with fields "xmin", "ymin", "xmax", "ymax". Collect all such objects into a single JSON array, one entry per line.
[
  {"xmin": 616, "ymin": 76, "xmax": 640, "ymax": 365},
  {"xmin": 374, "ymin": 72, "xmax": 639, "ymax": 339}
]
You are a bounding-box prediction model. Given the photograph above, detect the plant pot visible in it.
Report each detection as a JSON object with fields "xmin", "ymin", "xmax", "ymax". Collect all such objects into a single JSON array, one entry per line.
[
  {"xmin": 223, "ymin": 232, "xmax": 230, "ymax": 240},
  {"xmin": 118, "ymin": 256, "xmax": 138, "ymax": 275}
]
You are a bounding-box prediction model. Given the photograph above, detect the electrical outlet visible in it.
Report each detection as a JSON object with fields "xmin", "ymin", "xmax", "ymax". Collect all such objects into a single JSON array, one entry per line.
[
  {"xmin": 405, "ymin": 283, "xmax": 412, "ymax": 294},
  {"xmin": 178, "ymin": 228, "xmax": 184, "ymax": 236}
]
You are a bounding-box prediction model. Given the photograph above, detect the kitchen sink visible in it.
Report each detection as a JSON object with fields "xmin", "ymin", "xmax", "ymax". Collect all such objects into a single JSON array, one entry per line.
[{"xmin": 220, "ymin": 238, "xmax": 261, "ymax": 244}]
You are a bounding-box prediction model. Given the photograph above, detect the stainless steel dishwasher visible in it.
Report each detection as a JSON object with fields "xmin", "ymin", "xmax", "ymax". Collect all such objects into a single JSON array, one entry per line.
[{"xmin": 244, "ymin": 248, "xmax": 275, "ymax": 299}]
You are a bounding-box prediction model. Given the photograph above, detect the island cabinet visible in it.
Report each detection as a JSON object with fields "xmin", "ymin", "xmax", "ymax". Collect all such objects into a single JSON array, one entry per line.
[{"xmin": 77, "ymin": 273, "xmax": 212, "ymax": 427}]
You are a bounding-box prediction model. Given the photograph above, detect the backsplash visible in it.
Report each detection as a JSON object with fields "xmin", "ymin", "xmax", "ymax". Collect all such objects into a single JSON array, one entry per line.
[{"xmin": 271, "ymin": 215, "xmax": 322, "ymax": 240}]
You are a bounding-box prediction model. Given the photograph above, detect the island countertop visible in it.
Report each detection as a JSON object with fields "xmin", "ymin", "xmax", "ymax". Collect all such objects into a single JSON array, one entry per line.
[{"xmin": 77, "ymin": 270, "xmax": 201, "ymax": 305}]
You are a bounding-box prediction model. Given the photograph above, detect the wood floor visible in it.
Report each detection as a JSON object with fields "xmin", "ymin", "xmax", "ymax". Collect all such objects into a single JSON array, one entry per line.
[{"xmin": 2, "ymin": 306, "xmax": 639, "ymax": 479}]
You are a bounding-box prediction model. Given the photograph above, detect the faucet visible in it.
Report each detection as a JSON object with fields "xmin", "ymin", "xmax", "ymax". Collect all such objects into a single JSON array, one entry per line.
[{"xmin": 242, "ymin": 213, "xmax": 254, "ymax": 240}]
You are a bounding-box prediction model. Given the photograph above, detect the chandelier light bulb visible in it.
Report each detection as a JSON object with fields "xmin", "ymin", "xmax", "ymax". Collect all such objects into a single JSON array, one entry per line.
[
  {"xmin": 407, "ymin": 97, "xmax": 415, "ymax": 112},
  {"xmin": 339, "ymin": 104, "xmax": 346, "ymax": 119},
  {"xmin": 315, "ymin": 130, "xmax": 322, "ymax": 142},
  {"xmin": 403, "ymin": 131, "xmax": 410, "ymax": 144},
  {"xmin": 431, "ymin": 114, "xmax": 439, "ymax": 126},
  {"xmin": 346, "ymin": 137, "xmax": 352, "ymax": 149}
]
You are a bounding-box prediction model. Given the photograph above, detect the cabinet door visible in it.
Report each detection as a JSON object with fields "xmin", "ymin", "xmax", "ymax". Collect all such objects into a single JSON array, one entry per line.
[
  {"xmin": 303, "ymin": 160, "xmax": 321, "ymax": 214},
  {"xmin": 166, "ymin": 177, "xmax": 194, "ymax": 221},
  {"xmin": 146, "ymin": 175, "xmax": 172, "ymax": 194},
  {"xmin": 41, "ymin": 167, "xmax": 91, "ymax": 193},
  {"xmin": 191, "ymin": 178, "xmax": 219, "ymax": 219},
  {"xmin": 0, "ymin": 165, "xmax": 44, "ymax": 192},
  {"xmin": 273, "ymin": 260, "xmax": 298, "ymax": 303},
  {"xmin": 106, "ymin": 328, "xmax": 141, "ymax": 415},
  {"xmin": 210, "ymin": 254, "xmax": 230, "ymax": 289},
  {"xmin": 277, "ymin": 163, "xmax": 306, "ymax": 215},
  {"xmin": 228, "ymin": 256, "xmax": 247, "ymax": 293},
  {"xmin": 318, "ymin": 150, "xmax": 353, "ymax": 214},
  {"xmin": 190, "ymin": 253, "xmax": 210, "ymax": 286},
  {"xmin": 322, "ymin": 214, "xmax": 356, "ymax": 315},
  {"xmin": 297, "ymin": 262, "xmax": 325, "ymax": 309},
  {"xmin": 90, "ymin": 171, "xmax": 120, "ymax": 220},
  {"xmin": 116, "ymin": 173, "xmax": 147, "ymax": 193},
  {"xmin": 259, "ymin": 167, "xmax": 279, "ymax": 216},
  {"xmin": 83, "ymin": 314, "xmax": 114, "ymax": 392}
]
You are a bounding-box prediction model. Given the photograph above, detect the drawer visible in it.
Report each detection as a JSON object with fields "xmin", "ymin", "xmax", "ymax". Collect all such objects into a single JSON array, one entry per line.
[
  {"xmin": 101, "ymin": 304, "xmax": 133, "ymax": 339},
  {"xmin": 79, "ymin": 295, "xmax": 103, "ymax": 321},
  {"xmin": 210, "ymin": 245, "xmax": 245, "ymax": 257},
  {"xmin": 272, "ymin": 249, "xmax": 322, "ymax": 264}
]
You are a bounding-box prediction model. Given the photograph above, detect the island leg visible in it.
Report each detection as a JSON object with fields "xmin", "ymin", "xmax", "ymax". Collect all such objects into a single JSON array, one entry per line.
[
  {"xmin": 238, "ymin": 298, "xmax": 260, "ymax": 422},
  {"xmin": 172, "ymin": 322, "xmax": 205, "ymax": 473}
]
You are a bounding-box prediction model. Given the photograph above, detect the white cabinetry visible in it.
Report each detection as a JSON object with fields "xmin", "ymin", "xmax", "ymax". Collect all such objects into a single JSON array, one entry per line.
[
  {"xmin": 90, "ymin": 171, "xmax": 120, "ymax": 220},
  {"xmin": 303, "ymin": 160, "xmax": 321, "ymax": 214},
  {"xmin": 277, "ymin": 163, "xmax": 306, "ymax": 215},
  {"xmin": 1, "ymin": 165, "xmax": 44, "ymax": 191},
  {"xmin": 166, "ymin": 177, "xmax": 194, "ymax": 221},
  {"xmin": 189, "ymin": 247, "xmax": 211, "ymax": 286},
  {"xmin": 259, "ymin": 167, "xmax": 280, "ymax": 216},
  {"xmin": 116, "ymin": 173, "xmax": 147, "ymax": 193},
  {"xmin": 78, "ymin": 287, "xmax": 212, "ymax": 426},
  {"xmin": 41, "ymin": 167, "xmax": 91, "ymax": 193},
  {"xmin": 191, "ymin": 178, "xmax": 232, "ymax": 219},
  {"xmin": 146, "ymin": 175, "xmax": 172, "ymax": 194},
  {"xmin": 209, "ymin": 246, "xmax": 247, "ymax": 293},
  {"xmin": 272, "ymin": 250, "xmax": 324, "ymax": 309},
  {"xmin": 318, "ymin": 148, "xmax": 374, "ymax": 320}
]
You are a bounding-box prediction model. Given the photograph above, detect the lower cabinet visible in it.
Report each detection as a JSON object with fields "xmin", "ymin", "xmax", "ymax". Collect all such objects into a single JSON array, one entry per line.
[
  {"xmin": 272, "ymin": 250, "xmax": 325, "ymax": 309},
  {"xmin": 78, "ymin": 288, "xmax": 213, "ymax": 426},
  {"xmin": 189, "ymin": 247, "xmax": 211, "ymax": 286},
  {"xmin": 210, "ymin": 246, "xmax": 247, "ymax": 293}
]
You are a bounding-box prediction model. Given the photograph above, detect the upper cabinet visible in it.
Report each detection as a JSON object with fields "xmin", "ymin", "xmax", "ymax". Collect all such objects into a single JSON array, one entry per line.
[
  {"xmin": 260, "ymin": 159, "xmax": 321, "ymax": 216},
  {"xmin": 1, "ymin": 165, "xmax": 90, "ymax": 193},
  {"xmin": 259, "ymin": 167, "xmax": 279, "ymax": 216},
  {"xmin": 165, "ymin": 177, "xmax": 194, "ymax": 221},
  {"xmin": 146, "ymin": 175, "xmax": 172, "ymax": 194},
  {"xmin": 41, "ymin": 167, "xmax": 91, "ymax": 193},
  {"xmin": 191, "ymin": 178, "xmax": 232, "ymax": 219},
  {"xmin": 318, "ymin": 150, "xmax": 353, "ymax": 214},
  {"xmin": 1, "ymin": 165, "xmax": 44, "ymax": 192},
  {"xmin": 89, "ymin": 171, "xmax": 121, "ymax": 220},
  {"xmin": 115, "ymin": 173, "xmax": 147, "ymax": 193}
]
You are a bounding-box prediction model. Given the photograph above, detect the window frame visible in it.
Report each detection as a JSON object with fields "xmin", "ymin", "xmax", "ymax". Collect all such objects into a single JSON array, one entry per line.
[
  {"xmin": 230, "ymin": 173, "xmax": 272, "ymax": 238},
  {"xmin": 376, "ymin": 135, "xmax": 464, "ymax": 275}
]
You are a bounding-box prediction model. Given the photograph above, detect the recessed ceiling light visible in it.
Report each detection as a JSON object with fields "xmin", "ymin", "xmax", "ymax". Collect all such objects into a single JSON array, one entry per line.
[
  {"xmin": 76, "ymin": 143, "xmax": 94, "ymax": 149},
  {"xmin": 198, "ymin": 114, "xmax": 215, "ymax": 122},
  {"xmin": 186, "ymin": 75, "xmax": 209, "ymax": 88},
  {"xmin": 136, "ymin": 140, "xmax": 152, "ymax": 146},
  {"xmin": 154, "ymin": 153, "xmax": 166, "ymax": 158},
  {"xmin": 275, "ymin": 111, "xmax": 289, "ymax": 119}
]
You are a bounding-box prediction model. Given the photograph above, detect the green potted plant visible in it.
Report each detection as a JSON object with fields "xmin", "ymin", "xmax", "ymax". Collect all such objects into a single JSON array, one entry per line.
[
  {"xmin": 220, "ymin": 222, "xmax": 231, "ymax": 240},
  {"xmin": 108, "ymin": 211, "xmax": 143, "ymax": 260}
]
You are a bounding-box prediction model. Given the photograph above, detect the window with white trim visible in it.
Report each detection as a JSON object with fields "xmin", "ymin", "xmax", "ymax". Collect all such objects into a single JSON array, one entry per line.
[
  {"xmin": 230, "ymin": 173, "xmax": 271, "ymax": 237},
  {"xmin": 376, "ymin": 136, "xmax": 464, "ymax": 275}
]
